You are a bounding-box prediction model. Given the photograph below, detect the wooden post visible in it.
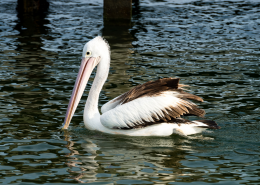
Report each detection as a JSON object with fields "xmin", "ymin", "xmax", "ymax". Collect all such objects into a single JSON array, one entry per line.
[
  {"xmin": 16, "ymin": 0, "xmax": 49, "ymax": 15},
  {"xmin": 104, "ymin": 0, "xmax": 132, "ymax": 25}
]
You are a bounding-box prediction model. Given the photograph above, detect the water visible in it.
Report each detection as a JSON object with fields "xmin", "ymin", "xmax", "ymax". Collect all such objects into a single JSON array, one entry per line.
[{"xmin": 1, "ymin": 0, "xmax": 260, "ymax": 184}]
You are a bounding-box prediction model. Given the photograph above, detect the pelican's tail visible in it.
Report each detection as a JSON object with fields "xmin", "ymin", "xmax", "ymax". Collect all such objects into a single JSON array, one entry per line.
[
  {"xmin": 172, "ymin": 119, "xmax": 220, "ymax": 136},
  {"xmin": 193, "ymin": 120, "xmax": 220, "ymax": 129}
]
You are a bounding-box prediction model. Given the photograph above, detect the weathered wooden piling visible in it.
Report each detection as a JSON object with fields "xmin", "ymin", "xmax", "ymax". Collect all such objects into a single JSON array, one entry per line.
[
  {"xmin": 16, "ymin": 0, "xmax": 49, "ymax": 15},
  {"xmin": 104, "ymin": 0, "xmax": 132, "ymax": 25}
]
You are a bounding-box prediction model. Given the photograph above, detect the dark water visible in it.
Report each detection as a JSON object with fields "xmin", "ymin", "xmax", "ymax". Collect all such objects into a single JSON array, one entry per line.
[{"xmin": 1, "ymin": 0, "xmax": 260, "ymax": 184}]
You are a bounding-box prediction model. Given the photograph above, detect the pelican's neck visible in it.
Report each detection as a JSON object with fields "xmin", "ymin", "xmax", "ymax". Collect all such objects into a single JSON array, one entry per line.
[{"xmin": 84, "ymin": 56, "xmax": 110, "ymax": 130}]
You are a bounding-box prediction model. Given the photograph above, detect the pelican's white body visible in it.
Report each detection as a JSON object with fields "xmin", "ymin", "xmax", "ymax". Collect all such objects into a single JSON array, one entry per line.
[
  {"xmin": 85, "ymin": 112, "xmax": 206, "ymax": 136},
  {"xmin": 64, "ymin": 37, "xmax": 212, "ymax": 136},
  {"xmin": 84, "ymin": 94, "xmax": 207, "ymax": 136}
]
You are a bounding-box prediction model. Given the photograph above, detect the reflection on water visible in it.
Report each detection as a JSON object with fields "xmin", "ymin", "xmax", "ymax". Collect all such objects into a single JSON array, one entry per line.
[
  {"xmin": 101, "ymin": 23, "xmax": 135, "ymax": 104},
  {"xmin": 1, "ymin": 0, "xmax": 260, "ymax": 184},
  {"xmin": 64, "ymin": 131, "xmax": 193, "ymax": 183},
  {"xmin": 64, "ymin": 131, "xmax": 260, "ymax": 184},
  {"xmin": 9, "ymin": 6, "xmax": 56, "ymax": 132}
]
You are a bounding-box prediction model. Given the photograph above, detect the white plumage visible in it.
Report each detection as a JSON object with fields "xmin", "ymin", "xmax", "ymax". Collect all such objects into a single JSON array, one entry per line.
[
  {"xmin": 101, "ymin": 92, "xmax": 195, "ymax": 129},
  {"xmin": 62, "ymin": 36, "xmax": 220, "ymax": 136}
]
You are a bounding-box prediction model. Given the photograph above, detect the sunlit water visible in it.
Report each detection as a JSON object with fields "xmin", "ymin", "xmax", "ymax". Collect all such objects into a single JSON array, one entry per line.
[{"xmin": 1, "ymin": 0, "xmax": 260, "ymax": 184}]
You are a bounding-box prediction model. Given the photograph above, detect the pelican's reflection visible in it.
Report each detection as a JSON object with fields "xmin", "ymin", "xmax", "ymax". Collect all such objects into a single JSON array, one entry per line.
[
  {"xmin": 64, "ymin": 132, "xmax": 102, "ymax": 183},
  {"xmin": 63, "ymin": 131, "xmax": 206, "ymax": 183}
]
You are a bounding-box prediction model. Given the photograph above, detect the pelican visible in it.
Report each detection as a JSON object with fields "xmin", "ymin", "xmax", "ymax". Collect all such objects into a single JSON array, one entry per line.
[{"xmin": 62, "ymin": 36, "xmax": 220, "ymax": 136}]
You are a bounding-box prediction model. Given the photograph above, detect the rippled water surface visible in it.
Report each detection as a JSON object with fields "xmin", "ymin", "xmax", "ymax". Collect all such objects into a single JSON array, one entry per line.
[{"xmin": 1, "ymin": 0, "xmax": 260, "ymax": 184}]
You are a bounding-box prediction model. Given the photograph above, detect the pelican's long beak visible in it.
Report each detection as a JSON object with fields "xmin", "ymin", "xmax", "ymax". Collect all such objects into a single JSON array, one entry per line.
[{"xmin": 62, "ymin": 57, "xmax": 98, "ymax": 129}]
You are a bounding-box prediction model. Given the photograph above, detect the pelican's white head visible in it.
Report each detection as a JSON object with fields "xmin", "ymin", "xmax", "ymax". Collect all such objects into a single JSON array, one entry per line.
[
  {"xmin": 82, "ymin": 36, "xmax": 110, "ymax": 60},
  {"xmin": 62, "ymin": 36, "xmax": 110, "ymax": 129}
]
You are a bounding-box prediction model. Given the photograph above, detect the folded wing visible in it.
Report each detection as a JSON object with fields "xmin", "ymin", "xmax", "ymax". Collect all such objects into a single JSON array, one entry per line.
[{"xmin": 100, "ymin": 78, "xmax": 205, "ymax": 129}]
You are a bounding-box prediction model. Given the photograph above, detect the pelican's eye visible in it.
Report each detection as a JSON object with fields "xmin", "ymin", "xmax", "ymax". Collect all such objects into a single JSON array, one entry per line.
[{"xmin": 86, "ymin": 51, "xmax": 92, "ymax": 57}]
